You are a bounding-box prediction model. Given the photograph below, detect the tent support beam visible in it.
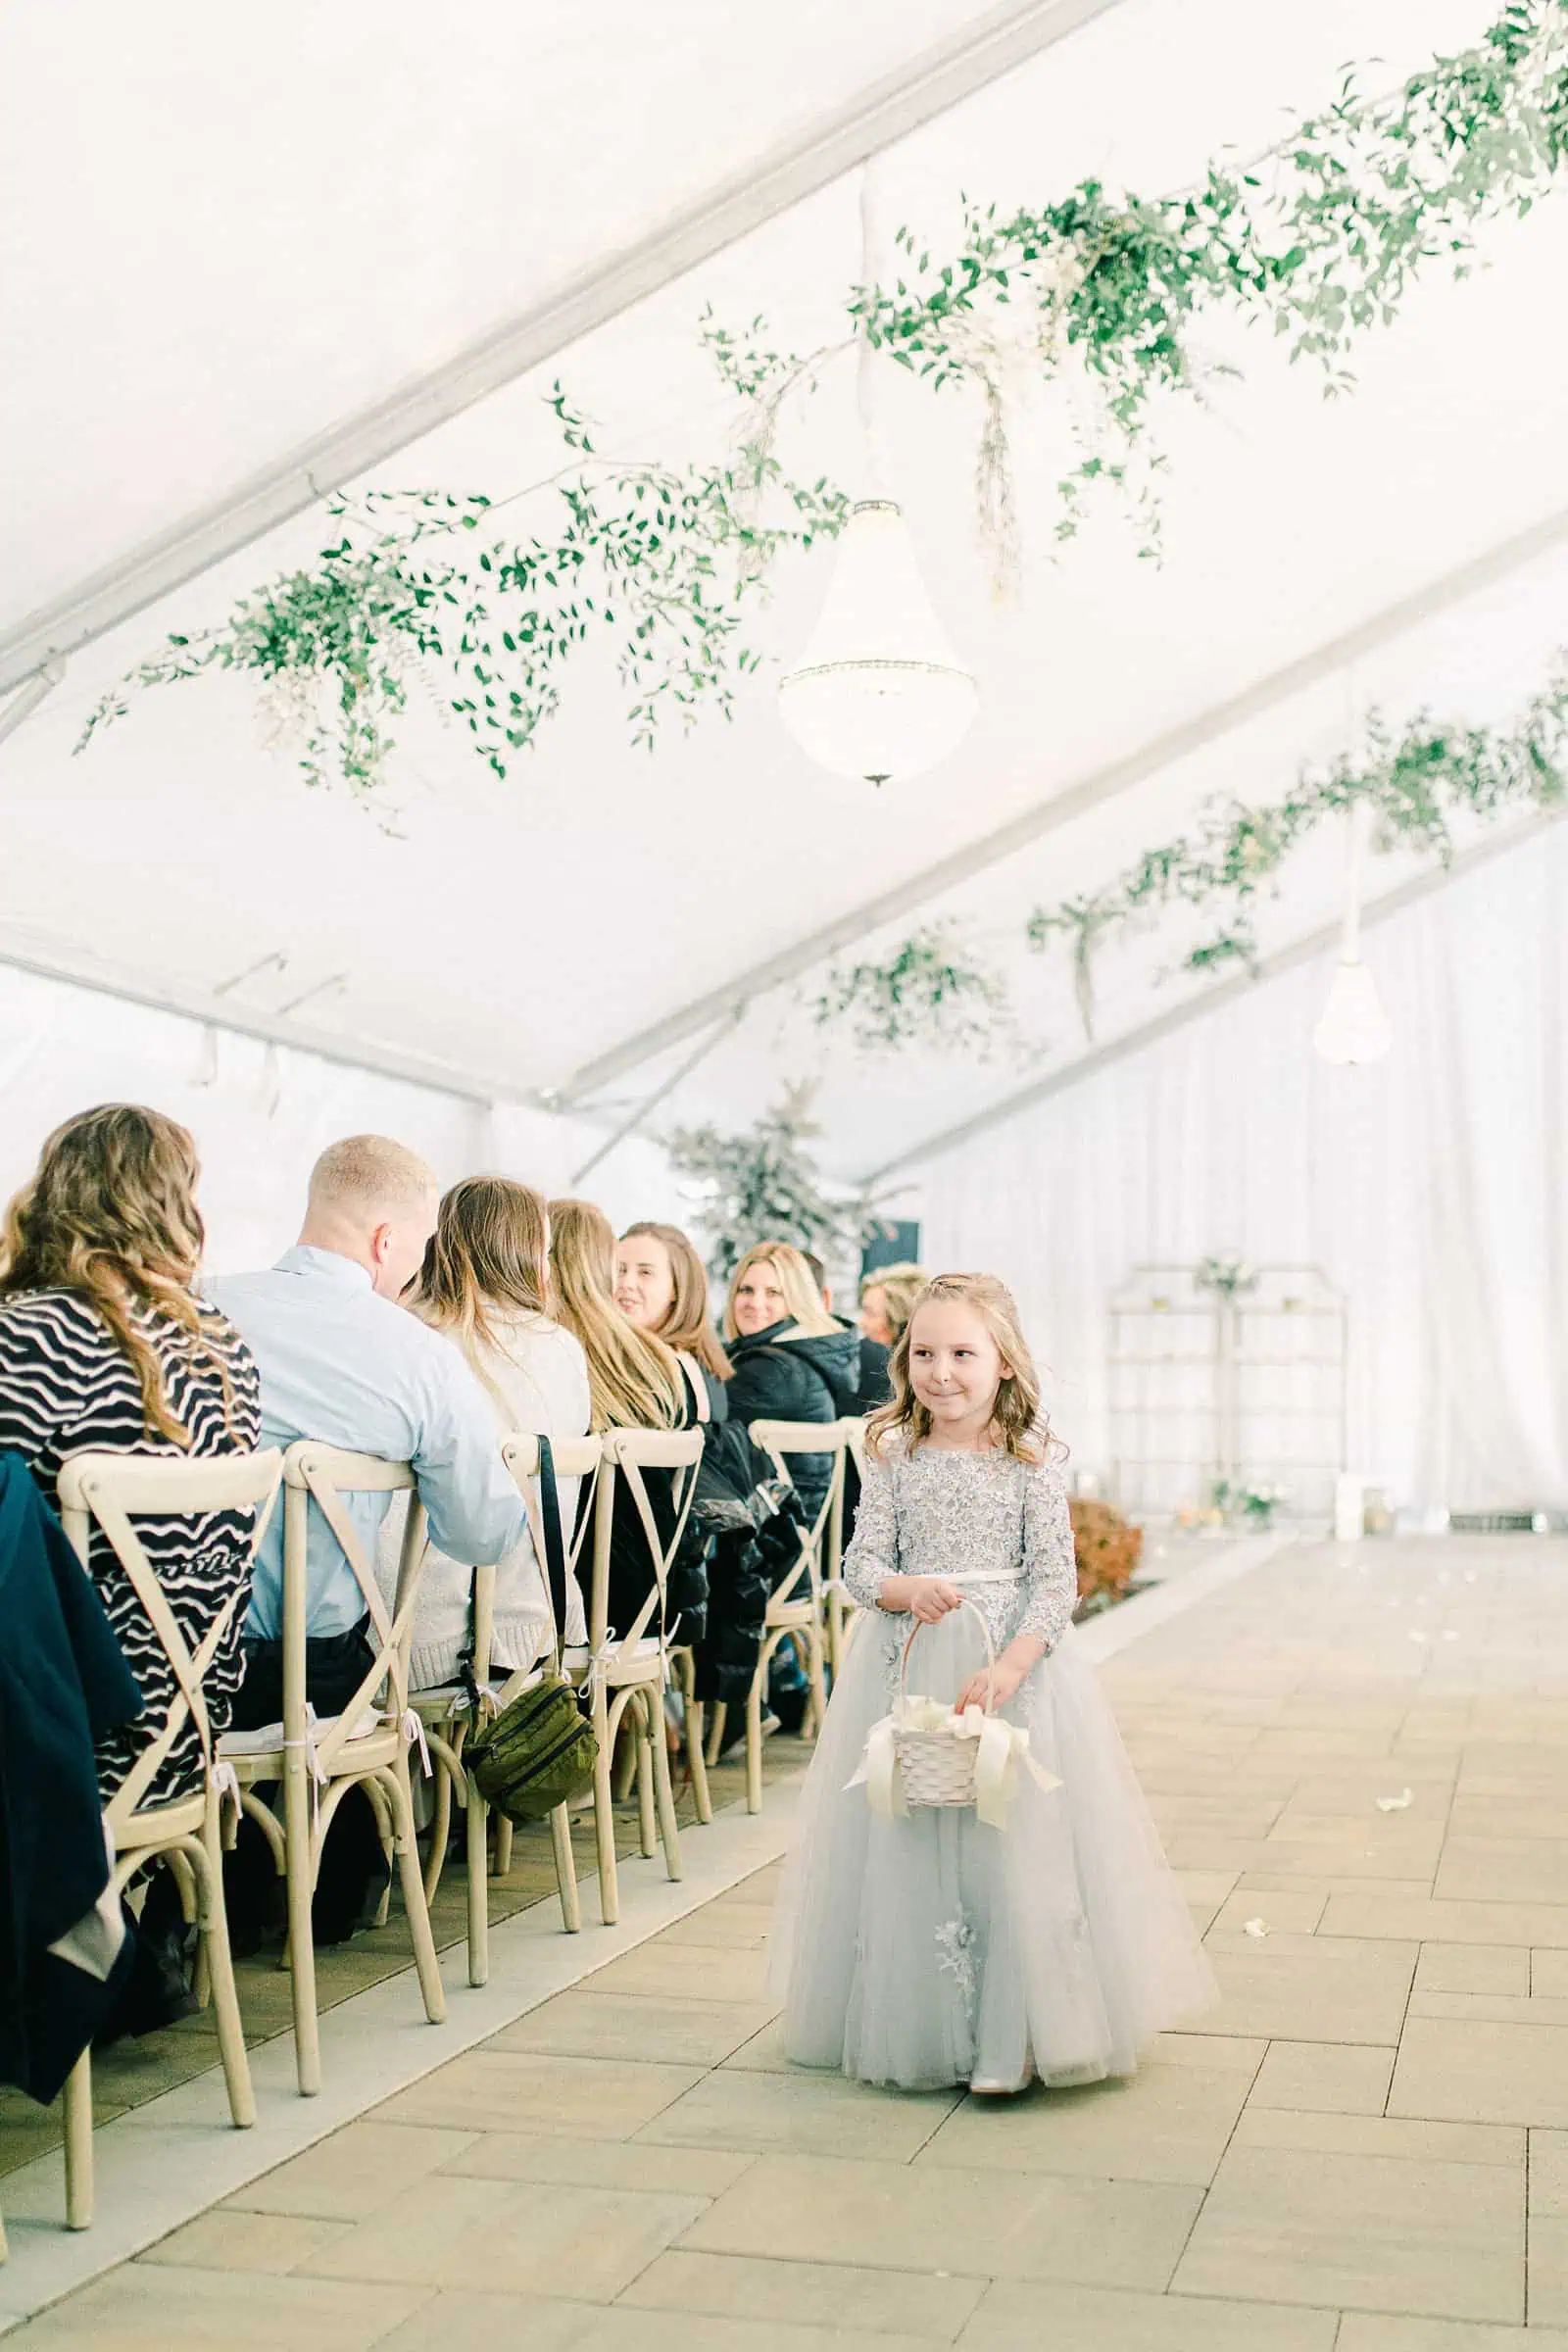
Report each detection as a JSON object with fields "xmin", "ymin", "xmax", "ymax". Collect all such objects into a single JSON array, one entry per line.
[
  {"xmin": 0, "ymin": 935, "xmax": 506, "ymax": 1106},
  {"xmin": 863, "ymin": 808, "xmax": 1566, "ymax": 1181},
  {"xmin": 0, "ymin": 662, "xmax": 65, "ymax": 747},
  {"xmin": 0, "ymin": 0, "xmax": 1119, "ymax": 699},
  {"xmin": 555, "ymin": 502, "xmax": 1568, "ymax": 1107},
  {"xmin": 567, "ymin": 1004, "xmax": 747, "ymax": 1188}
]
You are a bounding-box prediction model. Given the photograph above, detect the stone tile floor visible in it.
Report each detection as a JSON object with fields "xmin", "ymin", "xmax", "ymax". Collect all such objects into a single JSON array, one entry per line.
[{"xmin": 11, "ymin": 1534, "xmax": 1568, "ymax": 2348}]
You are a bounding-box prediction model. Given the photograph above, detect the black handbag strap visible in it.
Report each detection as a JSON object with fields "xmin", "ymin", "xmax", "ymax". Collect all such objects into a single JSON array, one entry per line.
[{"xmin": 534, "ymin": 1434, "xmax": 569, "ymax": 1665}]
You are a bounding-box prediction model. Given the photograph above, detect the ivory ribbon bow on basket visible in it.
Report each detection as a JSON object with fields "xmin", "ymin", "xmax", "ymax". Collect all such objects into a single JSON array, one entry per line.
[{"xmin": 846, "ymin": 1598, "xmax": 1062, "ymax": 1831}]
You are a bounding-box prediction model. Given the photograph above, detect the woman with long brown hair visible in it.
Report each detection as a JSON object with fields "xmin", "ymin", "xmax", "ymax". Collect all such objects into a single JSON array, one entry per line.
[
  {"xmin": 377, "ymin": 1176, "xmax": 592, "ymax": 1688},
  {"xmin": 613, "ymin": 1220, "xmax": 730, "ymax": 1405},
  {"xmin": 0, "ymin": 1104, "xmax": 262, "ymax": 1807}
]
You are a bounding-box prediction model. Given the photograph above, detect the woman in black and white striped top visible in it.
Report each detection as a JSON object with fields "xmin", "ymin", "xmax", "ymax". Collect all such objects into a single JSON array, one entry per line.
[{"xmin": 0, "ymin": 1105, "xmax": 262, "ymax": 1806}]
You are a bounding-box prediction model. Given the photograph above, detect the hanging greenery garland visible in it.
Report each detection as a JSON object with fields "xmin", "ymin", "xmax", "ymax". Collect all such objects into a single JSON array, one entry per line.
[
  {"xmin": 78, "ymin": 363, "xmax": 847, "ymax": 797},
  {"xmin": 1029, "ymin": 662, "xmax": 1568, "ymax": 1029},
  {"xmin": 808, "ymin": 923, "xmax": 1014, "ymax": 1054},
  {"xmin": 74, "ymin": 2, "xmax": 1568, "ymax": 796},
  {"xmin": 849, "ymin": 0, "xmax": 1568, "ymax": 571}
]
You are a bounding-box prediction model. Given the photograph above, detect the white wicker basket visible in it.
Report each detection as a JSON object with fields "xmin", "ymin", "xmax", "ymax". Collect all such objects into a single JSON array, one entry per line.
[{"xmin": 893, "ymin": 1597, "xmax": 998, "ymax": 1810}]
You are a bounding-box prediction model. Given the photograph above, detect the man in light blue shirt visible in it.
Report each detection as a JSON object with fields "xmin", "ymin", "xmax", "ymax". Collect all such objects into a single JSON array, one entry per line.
[{"xmin": 209, "ymin": 1134, "xmax": 527, "ymax": 1644}]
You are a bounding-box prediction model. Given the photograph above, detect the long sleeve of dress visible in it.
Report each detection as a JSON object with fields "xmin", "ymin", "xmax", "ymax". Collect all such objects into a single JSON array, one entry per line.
[
  {"xmin": 1013, "ymin": 1461, "xmax": 1078, "ymax": 1649},
  {"xmin": 842, "ymin": 1451, "xmax": 898, "ymax": 1609}
]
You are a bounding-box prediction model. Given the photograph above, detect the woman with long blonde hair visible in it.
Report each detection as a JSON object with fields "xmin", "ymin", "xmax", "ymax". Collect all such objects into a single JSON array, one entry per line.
[
  {"xmin": 376, "ymin": 1177, "xmax": 592, "ymax": 1687},
  {"xmin": 0, "ymin": 1104, "xmax": 263, "ymax": 1809},
  {"xmin": 722, "ymin": 1240, "xmax": 860, "ymax": 1528},
  {"xmin": 549, "ymin": 1197, "xmax": 704, "ymax": 1642}
]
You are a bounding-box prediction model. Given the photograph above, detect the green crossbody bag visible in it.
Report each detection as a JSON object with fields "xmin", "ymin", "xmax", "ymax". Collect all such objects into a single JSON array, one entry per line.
[{"xmin": 464, "ymin": 1436, "xmax": 600, "ymax": 1823}]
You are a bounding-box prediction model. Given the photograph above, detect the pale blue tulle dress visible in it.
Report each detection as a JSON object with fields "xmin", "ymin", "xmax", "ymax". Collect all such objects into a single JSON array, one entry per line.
[{"xmin": 773, "ymin": 1434, "xmax": 1217, "ymax": 2091}]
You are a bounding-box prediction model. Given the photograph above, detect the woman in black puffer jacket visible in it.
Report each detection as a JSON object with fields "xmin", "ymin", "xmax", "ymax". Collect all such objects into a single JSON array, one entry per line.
[{"xmin": 722, "ymin": 1242, "xmax": 863, "ymax": 1525}]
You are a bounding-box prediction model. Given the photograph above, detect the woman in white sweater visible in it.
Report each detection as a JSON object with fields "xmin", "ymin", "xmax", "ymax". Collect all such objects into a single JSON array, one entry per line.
[{"xmin": 378, "ymin": 1177, "xmax": 591, "ymax": 1690}]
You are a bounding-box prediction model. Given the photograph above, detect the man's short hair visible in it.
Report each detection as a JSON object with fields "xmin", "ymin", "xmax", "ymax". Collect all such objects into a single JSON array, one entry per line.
[{"xmin": 308, "ymin": 1135, "xmax": 437, "ymax": 1216}]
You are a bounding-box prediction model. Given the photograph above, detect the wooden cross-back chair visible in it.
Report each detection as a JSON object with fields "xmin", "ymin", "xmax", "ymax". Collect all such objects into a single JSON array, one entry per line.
[
  {"xmin": 415, "ymin": 1433, "xmax": 604, "ymax": 1984},
  {"xmin": 704, "ymin": 1418, "xmax": 850, "ymax": 1812},
  {"xmin": 56, "ymin": 1446, "xmax": 283, "ymax": 2230},
  {"xmin": 567, "ymin": 1426, "xmax": 704, "ymax": 1924},
  {"xmin": 219, "ymin": 1443, "xmax": 443, "ymax": 2095}
]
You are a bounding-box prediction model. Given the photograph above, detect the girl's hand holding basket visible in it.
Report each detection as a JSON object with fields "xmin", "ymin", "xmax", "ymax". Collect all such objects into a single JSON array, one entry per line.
[{"xmin": 880, "ymin": 1574, "xmax": 963, "ymax": 1624}]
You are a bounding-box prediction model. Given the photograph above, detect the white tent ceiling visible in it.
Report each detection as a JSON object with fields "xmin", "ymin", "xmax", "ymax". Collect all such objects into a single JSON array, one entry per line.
[{"xmin": 3, "ymin": 0, "xmax": 1563, "ymax": 1197}]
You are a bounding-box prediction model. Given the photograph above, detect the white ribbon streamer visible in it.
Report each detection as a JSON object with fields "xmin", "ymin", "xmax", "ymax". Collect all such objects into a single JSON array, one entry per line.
[
  {"xmin": 401, "ymin": 1706, "xmax": 433, "ymax": 1779},
  {"xmin": 847, "ymin": 1696, "xmax": 1061, "ymax": 1830}
]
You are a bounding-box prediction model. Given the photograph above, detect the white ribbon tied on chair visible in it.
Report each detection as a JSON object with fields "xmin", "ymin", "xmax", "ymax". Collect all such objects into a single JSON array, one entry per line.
[
  {"xmin": 210, "ymin": 1756, "xmax": 242, "ymax": 1838},
  {"xmin": 847, "ymin": 1698, "xmax": 1061, "ymax": 1830},
  {"xmin": 282, "ymin": 1701, "xmax": 330, "ymax": 1833},
  {"xmin": 401, "ymin": 1707, "xmax": 433, "ymax": 1779}
]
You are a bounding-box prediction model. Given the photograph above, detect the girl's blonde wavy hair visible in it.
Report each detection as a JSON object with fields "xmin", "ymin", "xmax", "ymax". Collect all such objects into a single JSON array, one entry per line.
[
  {"xmin": 0, "ymin": 1103, "xmax": 234, "ymax": 1446},
  {"xmin": 866, "ymin": 1271, "xmax": 1054, "ymax": 1467},
  {"xmin": 548, "ymin": 1197, "xmax": 684, "ymax": 1431}
]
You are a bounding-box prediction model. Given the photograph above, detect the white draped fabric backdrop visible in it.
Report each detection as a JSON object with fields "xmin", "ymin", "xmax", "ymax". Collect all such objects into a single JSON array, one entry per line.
[{"xmin": 920, "ymin": 824, "xmax": 1568, "ymax": 1518}]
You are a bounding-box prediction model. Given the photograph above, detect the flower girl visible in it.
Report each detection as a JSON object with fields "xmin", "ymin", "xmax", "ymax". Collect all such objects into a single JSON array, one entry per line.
[{"xmin": 774, "ymin": 1272, "xmax": 1215, "ymax": 2094}]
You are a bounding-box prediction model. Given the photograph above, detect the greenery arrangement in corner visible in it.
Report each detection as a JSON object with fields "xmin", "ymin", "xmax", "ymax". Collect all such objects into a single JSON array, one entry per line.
[
  {"xmin": 665, "ymin": 1083, "xmax": 880, "ymax": 1281},
  {"xmin": 73, "ymin": 1, "xmax": 1568, "ymax": 797}
]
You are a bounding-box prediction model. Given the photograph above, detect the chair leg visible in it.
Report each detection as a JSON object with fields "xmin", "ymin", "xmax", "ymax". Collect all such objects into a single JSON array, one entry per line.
[
  {"xmin": 423, "ymin": 1759, "xmax": 455, "ymax": 1907},
  {"xmin": 634, "ymin": 1692, "xmax": 657, "ymax": 1859},
  {"xmin": 705, "ymin": 1699, "xmax": 727, "ymax": 1768},
  {"xmin": 360, "ymin": 1775, "xmax": 395, "ymax": 1930},
  {"xmin": 549, "ymin": 1803, "xmax": 580, "ymax": 1934},
  {"xmin": 63, "ymin": 2050, "xmax": 93, "ymax": 2230},
  {"xmin": 745, "ymin": 1668, "xmax": 766, "ymax": 1815},
  {"xmin": 194, "ymin": 1824, "xmax": 255, "ymax": 2130},
  {"xmin": 282, "ymin": 1741, "xmax": 322, "ymax": 2095},
  {"xmin": 465, "ymin": 1776, "xmax": 489, "ymax": 1988},
  {"xmin": 493, "ymin": 1815, "xmax": 514, "ymax": 1879},
  {"xmin": 686, "ymin": 1694, "xmax": 713, "ymax": 1826},
  {"xmin": 387, "ymin": 1763, "xmax": 446, "ymax": 2028},
  {"xmin": 649, "ymin": 1687, "xmax": 683, "ymax": 1883},
  {"xmin": 590, "ymin": 1714, "xmax": 619, "ymax": 1927}
]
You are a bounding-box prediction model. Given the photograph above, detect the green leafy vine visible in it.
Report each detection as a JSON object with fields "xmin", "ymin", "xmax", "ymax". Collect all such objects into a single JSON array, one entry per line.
[
  {"xmin": 78, "ymin": 364, "xmax": 847, "ymax": 796},
  {"xmin": 808, "ymin": 924, "xmax": 1013, "ymax": 1054},
  {"xmin": 1027, "ymin": 664, "xmax": 1568, "ymax": 1032},
  {"xmin": 665, "ymin": 1083, "xmax": 878, "ymax": 1279}
]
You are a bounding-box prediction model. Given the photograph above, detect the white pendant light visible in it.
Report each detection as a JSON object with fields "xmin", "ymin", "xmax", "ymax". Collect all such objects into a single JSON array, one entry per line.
[
  {"xmin": 1314, "ymin": 798, "xmax": 1392, "ymax": 1064},
  {"xmin": 778, "ymin": 166, "xmax": 977, "ymax": 787},
  {"xmin": 778, "ymin": 499, "xmax": 978, "ymax": 785},
  {"xmin": 1313, "ymin": 955, "xmax": 1393, "ymax": 1064}
]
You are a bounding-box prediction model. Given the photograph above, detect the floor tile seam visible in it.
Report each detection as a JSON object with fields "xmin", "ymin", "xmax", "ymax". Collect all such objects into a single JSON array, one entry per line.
[{"xmin": 1157, "ymin": 2028, "xmax": 1270, "ymax": 2290}]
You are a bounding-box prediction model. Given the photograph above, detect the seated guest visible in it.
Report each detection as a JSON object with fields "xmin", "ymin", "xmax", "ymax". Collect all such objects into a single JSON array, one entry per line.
[
  {"xmin": 858, "ymin": 1260, "xmax": 926, "ymax": 1355},
  {"xmin": 614, "ymin": 1220, "xmax": 732, "ymax": 1415},
  {"xmin": 209, "ymin": 1135, "xmax": 526, "ymax": 1939},
  {"xmin": 377, "ymin": 1176, "xmax": 591, "ymax": 1687},
  {"xmin": 802, "ymin": 1248, "xmax": 889, "ymax": 1410},
  {"xmin": 0, "ymin": 1103, "xmax": 263, "ymax": 2026},
  {"xmin": 549, "ymin": 1198, "xmax": 703, "ymax": 1642},
  {"xmin": 723, "ymin": 1242, "xmax": 861, "ymax": 1525}
]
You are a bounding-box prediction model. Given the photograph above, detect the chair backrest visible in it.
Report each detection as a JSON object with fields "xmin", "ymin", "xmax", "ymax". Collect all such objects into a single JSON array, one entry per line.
[
  {"xmin": 589, "ymin": 1427, "xmax": 705, "ymax": 1659},
  {"xmin": 280, "ymin": 1444, "xmax": 428, "ymax": 1774},
  {"xmin": 495, "ymin": 1432, "xmax": 604, "ymax": 1673},
  {"xmin": 57, "ymin": 1447, "xmax": 284, "ymax": 1829},
  {"xmin": 748, "ymin": 1417, "xmax": 854, "ymax": 1607}
]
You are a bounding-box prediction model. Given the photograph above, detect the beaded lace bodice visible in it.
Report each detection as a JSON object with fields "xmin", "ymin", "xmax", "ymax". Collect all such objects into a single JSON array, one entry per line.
[{"xmin": 842, "ymin": 1434, "xmax": 1077, "ymax": 1661}]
